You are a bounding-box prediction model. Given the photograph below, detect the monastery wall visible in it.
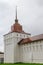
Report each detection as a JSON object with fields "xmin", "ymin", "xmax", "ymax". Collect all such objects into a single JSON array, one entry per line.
[{"xmin": 20, "ymin": 40, "xmax": 43, "ymax": 63}]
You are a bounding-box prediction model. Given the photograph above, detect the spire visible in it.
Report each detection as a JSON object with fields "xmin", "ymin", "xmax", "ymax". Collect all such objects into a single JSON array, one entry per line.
[
  {"xmin": 15, "ymin": 6, "xmax": 18, "ymax": 23},
  {"xmin": 16, "ymin": 6, "xmax": 17, "ymax": 19}
]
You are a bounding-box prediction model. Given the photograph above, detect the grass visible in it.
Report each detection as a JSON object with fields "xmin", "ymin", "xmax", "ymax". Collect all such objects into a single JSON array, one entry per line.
[{"xmin": 0, "ymin": 63, "xmax": 43, "ymax": 65}]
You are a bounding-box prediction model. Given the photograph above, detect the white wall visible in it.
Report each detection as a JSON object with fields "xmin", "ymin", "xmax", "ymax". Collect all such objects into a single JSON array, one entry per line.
[
  {"xmin": 20, "ymin": 40, "xmax": 43, "ymax": 63},
  {"xmin": 4, "ymin": 32, "xmax": 30, "ymax": 63},
  {"xmin": 4, "ymin": 32, "xmax": 43, "ymax": 63}
]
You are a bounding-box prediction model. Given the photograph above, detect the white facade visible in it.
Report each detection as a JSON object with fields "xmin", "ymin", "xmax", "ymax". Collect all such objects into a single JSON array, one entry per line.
[
  {"xmin": 20, "ymin": 40, "xmax": 43, "ymax": 63},
  {"xmin": 4, "ymin": 31, "xmax": 43, "ymax": 63},
  {"xmin": 4, "ymin": 32, "xmax": 30, "ymax": 63}
]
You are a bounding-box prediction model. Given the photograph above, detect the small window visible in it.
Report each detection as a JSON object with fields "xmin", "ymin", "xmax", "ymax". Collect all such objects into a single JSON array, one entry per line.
[
  {"xmin": 24, "ymin": 35, "xmax": 25, "ymax": 37},
  {"xmin": 17, "ymin": 34, "xmax": 18, "ymax": 36}
]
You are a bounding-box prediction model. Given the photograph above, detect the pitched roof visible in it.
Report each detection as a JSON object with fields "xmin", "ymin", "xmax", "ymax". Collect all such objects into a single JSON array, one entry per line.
[
  {"xmin": 18, "ymin": 34, "xmax": 43, "ymax": 45},
  {"xmin": 18, "ymin": 38, "xmax": 31, "ymax": 45}
]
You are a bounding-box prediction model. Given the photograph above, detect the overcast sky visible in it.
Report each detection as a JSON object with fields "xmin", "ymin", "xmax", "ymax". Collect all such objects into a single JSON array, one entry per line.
[{"xmin": 0, "ymin": 0, "xmax": 43, "ymax": 51}]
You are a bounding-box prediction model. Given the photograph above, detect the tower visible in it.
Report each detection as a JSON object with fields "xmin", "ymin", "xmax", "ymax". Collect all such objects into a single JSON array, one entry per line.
[{"xmin": 4, "ymin": 7, "xmax": 31, "ymax": 63}]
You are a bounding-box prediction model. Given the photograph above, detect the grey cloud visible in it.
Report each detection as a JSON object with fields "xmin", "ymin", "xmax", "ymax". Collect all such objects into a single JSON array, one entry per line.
[
  {"xmin": 35, "ymin": 0, "xmax": 43, "ymax": 6},
  {"xmin": 38, "ymin": 0, "xmax": 43, "ymax": 6},
  {"xmin": 0, "ymin": 2, "xmax": 10, "ymax": 11},
  {"xmin": 0, "ymin": 2, "xmax": 10, "ymax": 20}
]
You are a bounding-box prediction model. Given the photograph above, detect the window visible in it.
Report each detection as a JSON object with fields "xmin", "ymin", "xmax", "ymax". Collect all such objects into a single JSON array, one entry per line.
[
  {"xmin": 24, "ymin": 35, "xmax": 25, "ymax": 37},
  {"xmin": 17, "ymin": 34, "xmax": 18, "ymax": 36}
]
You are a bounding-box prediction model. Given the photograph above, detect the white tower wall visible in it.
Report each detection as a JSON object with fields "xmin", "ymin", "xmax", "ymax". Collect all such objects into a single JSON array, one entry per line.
[{"xmin": 4, "ymin": 32, "xmax": 30, "ymax": 63}]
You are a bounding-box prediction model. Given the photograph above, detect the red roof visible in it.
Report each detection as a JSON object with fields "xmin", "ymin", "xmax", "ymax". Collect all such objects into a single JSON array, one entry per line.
[
  {"xmin": 18, "ymin": 34, "xmax": 43, "ymax": 45},
  {"xmin": 11, "ymin": 17, "xmax": 31, "ymax": 35},
  {"xmin": 11, "ymin": 19, "xmax": 25, "ymax": 33}
]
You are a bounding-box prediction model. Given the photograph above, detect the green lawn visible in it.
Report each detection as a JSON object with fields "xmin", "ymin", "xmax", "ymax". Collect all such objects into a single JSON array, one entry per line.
[{"xmin": 0, "ymin": 63, "xmax": 43, "ymax": 65}]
